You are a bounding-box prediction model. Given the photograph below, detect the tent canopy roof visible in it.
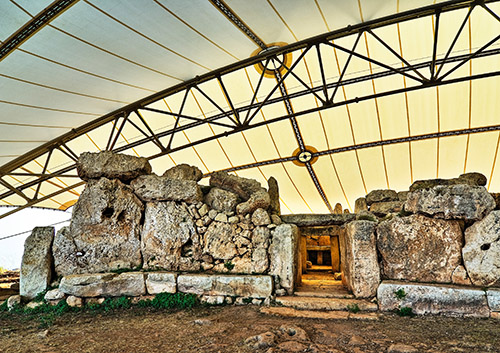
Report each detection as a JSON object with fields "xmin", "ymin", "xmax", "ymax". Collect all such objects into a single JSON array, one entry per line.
[{"xmin": 1, "ymin": 0, "xmax": 500, "ymax": 218}]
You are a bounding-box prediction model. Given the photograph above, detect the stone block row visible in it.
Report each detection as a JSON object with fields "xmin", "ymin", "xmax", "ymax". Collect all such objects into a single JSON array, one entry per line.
[{"xmin": 58, "ymin": 272, "xmax": 273, "ymax": 299}]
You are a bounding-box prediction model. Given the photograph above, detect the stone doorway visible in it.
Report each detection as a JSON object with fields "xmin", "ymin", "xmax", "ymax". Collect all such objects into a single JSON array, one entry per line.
[{"xmin": 297, "ymin": 225, "xmax": 346, "ymax": 296}]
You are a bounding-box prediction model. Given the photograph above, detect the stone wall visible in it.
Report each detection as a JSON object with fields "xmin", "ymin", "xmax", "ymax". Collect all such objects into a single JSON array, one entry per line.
[{"xmin": 19, "ymin": 151, "xmax": 298, "ymax": 302}]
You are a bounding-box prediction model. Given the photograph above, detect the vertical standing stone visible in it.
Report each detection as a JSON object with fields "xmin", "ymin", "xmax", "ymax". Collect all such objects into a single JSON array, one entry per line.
[
  {"xmin": 269, "ymin": 224, "xmax": 300, "ymax": 295},
  {"xmin": 342, "ymin": 221, "xmax": 380, "ymax": 298},
  {"xmin": 20, "ymin": 227, "xmax": 54, "ymax": 300},
  {"xmin": 267, "ymin": 177, "xmax": 281, "ymax": 215},
  {"xmin": 330, "ymin": 235, "xmax": 340, "ymax": 273}
]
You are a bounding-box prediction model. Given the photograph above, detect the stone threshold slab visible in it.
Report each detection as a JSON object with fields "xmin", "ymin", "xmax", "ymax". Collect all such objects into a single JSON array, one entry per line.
[
  {"xmin": 275, "ymin": 296, "xmax": 378, "ymax": 312},
  {"xmin": 260, "ymin": 307, "xmax": 379, "ymax": 320},
  {"xmin": 377, "ymin": 281, "xmax": 492, "ymax": 318}
]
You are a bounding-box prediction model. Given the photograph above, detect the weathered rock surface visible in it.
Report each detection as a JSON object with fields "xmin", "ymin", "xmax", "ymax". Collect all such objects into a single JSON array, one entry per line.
[
  {"xmin": 236, "ymin": 190, "xmax": 270, "ymax": 215},
  {"xmin": 203, "ymin": 222, "xmax": 237, "ymax": 260},
  {"xmin": 7, "ymin": 295, "xmax": 21, "ymax": 310},
  {"xmin": 59, "ymin": 272, "xmax": 146, "ymax": 297},
  {"xmin": 204, "ymin": 187, "xmax": 239, "ymax": 212},
  {"xmin": 487, "ymin": 288, "xmax": 500, "ymax": 312},
  {"xmin": 131, "ymin": 174, "xmax": 202, "ymax": 203},
  {"xmin": 491, "ymin": 192, "xmax": 500, "ymax": 210},
  {"xmin": 451, "ymin": 265, "xmax": 472, "ymax": 286},
  {"xmin": 252, "ymin": 227, "xmax": 271, "ymax": 273},
  {"xmin": 409, "ymin": 172, "xmax": 487, "ymax": 191},
  {"xmin": 354, "ymin": 197, "xmax": 368, "ymax": 213},
  {"xmin": 245, "ymin": 332, "xmax": 276, "ymax": 349},
  {"xmin": 252, "ymin": 208, "xmax": 271, "ymax": 226},
  {"xmin": 366, "ymin": 189, "xmax": 398, "ymax": 205},
  {"xmin": 53, "ymin": 178, "xmax": 143, "ymax": 276},
  {"xmin": 377, "ymin": 214, "xmax": 463, "ymax": 283},
  {"xmin": 269, "ymin": 224, "xmax": 299, "ymax": 295},
  {"xmin": 342, "ymin": 221, "xmax": 380, "ymax": 298},
  {"xmin": 405, "ymin": 184, "xmax": 495, "ymax": 221},
  {"xmin": 44, "ymin": 288, "xmax": 66, "ymax": 301},
  {"xmin": 77, "ymin": 151, "xmax": 151, "ymax": 182},
  {"xmin": 20, "ymin": 227, "xmax": 54, "ymax": 300},
  {"xmin": 177, "ymin": 274, "xmax": 273, "ymax": 298},
  {"xmin": 281, "ymin": 214, "xmax": 355, "ymax": 227},
  {"xmin": 145, "ymin": 272, "xmax": 177, "ymax": 294},
  {"xmin": 377, "ymin": 281, "xmax": 490, "ymax": 317},
  {"xmin": 162, "ymin": 163, "xmax": 202, "ymax": 181},
  {"xmin": 141, "ymin": 201, "xmax": 198, "ymax": 271},
  {"xmin": 209, "ymin": 171, "xmax": 263, "ymax": 200},
  {"xmin": 462, "ymin": 210, "xmax": 500, "ymax": 287},
  {"xmin": 66, "ymin": 295, "xmax": 83, "ymax": 307},
  {"xmin": 369, "ymin": 201, "xmax": 403, "ymax": 217},
  {"xmin": 268, "ymin": 177, "xmax": 281, "ymax": 215}
]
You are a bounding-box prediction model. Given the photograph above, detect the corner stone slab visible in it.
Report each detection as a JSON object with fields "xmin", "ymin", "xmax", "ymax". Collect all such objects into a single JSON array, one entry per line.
[
  {"xmin": 377, "ymin": 281, "xmax": 490, "ymax": 317},
  {"xmin": 177, "ymin": 274, "xmax": 272, "ymax": 298},
  {"xmin": 20, "ymin": 227, "xmax": 54, "ymax": 300},
  {"xmin": 269, "ymin": 224, "xmax": 299, "ymax": 295},
  {"xmin": 77, "ymin": 151, "xmax": 152, "ymax": 182},
  {"xmin": 59, "ymin": 272, "xmax": 146, "ymax": 298},
  {"xmin": 146, "ymin": 272, "xmax": 177, "ymax": 294},
  {"xmin": 487, "ymin": 288, "xmax": 500, "ymax": 311},
  {"xmin": 162, "ymin": 164, "xmax": 202, "ymax": 181}
]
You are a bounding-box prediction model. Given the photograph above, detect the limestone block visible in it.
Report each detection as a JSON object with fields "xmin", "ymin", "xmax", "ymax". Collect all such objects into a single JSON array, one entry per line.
[
  {"xmin": 77, "ymin": 151, "xmax": 151, "ymax": 182},
  {"xmin": 354, "ymin": 197, "xmax": 368, "ymax": 213},
  {"xmin": 409, "ymin": 172, "xmax": 487, "ymax": 192},
  {"xmin": 377, "ymin": 281, "xmax": 490, "ymax": 317},
  {"xmin": 204, "ymin": 187, "xmax": 239, "ymax": 212},
  {"xmin": 44, "ymin": 288, "xmax": 66, "ymax": 301},
  {"xmin": 20, "ymin": 227, "xmax": 54, "ymax": 300},
  {"xmin": 342, "ymin": 221, "xmax": 380, "ymax": 298},
  {"xmin": 145, "ymin": 272, "xmax": 177, "ymax": 294},
  {"xmin": 66, "ymin": 295, "xmax": 83, "ymax": 307},
  {"xmin": 53, "ymin": 178, "xmax": 143, "ymax": 276},
  {"xmin": 280, "ymin": 214, "xmax": 355, "ymax": 227},
  {"xmin": 141, "ymin": 201, "xmax": 198, "ymax": 270},
  {"xmin": 463, "ymin": 211, "xmax": 500, "ymax": 287},
  {"xmin": 203, "ymin": 222, "xmax": 237, "ymax": 260},
  {"xmin": 487, "ymin": 288, "xmax": 500, "ymax": 311},
  {"xmin": 369, "ymin": 201, "xmax": 403, "ymax": 217},
  {"xmin": 162, "ymin": 163, "xmax": 202, "ymax": 181},
  {"xmin": 365, "ymin": 189, "xmax": 398, "ymax": 206},
  {"xmin": 59, "ymin": 272, "xmax": 146, "ymax": 297},
  {"xmin": 377, "ymin": 214, "xmax": 463, "ymax": 283},
  {"xmin": 131, "ymin": 174, "xmax": 202, "ymax": 203},
  {"xmin": 236, "ymin": 190, "xmax": 270, "ymax": 215},
  {"xmin": 451, "ymin": 265, "xmax": 472, "ymax": 286},
  {"xmin": 7, "ymin": 295, "xmax": 21, "ymax": 310},
  {"xmin": 177, "ymin": 274, "xmax": 273, "ymax": 298},
  {"xmin": 209, "ymin": 171, "xmax": 263, "ymax": 200},
  {"xmin": 267, "ymin": 177, "xmax": 281, "ymax": 215},
  {"xmin": 405, "ymin": 184, "xmax": 495, "ymax": 221},
  {"xmin": 398, "ymin": 191, "xmax": 409, "ymax": 202},
  {"xmin": 269, "ymin": 224, "xmax": 299, "ymax": 295},
  {"xmin": 252, "ymin": 208, "xmax": 271, "ymax": 226}
]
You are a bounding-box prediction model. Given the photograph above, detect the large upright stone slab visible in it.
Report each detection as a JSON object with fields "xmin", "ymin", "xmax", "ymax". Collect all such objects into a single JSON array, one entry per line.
[
  {"xmin": 377, "ymin": 214, "xmax": 463, "ymax": 283},
  {"xmin": 20, "ymin": 227, "xmax": 54, "ymax": 300},
  {"xmin": 131, "ymin": 174, "xmax": 202, "ymax": 203},
  {"xmin": 462, "ymin": 210, "xmax": 500, "ymax": 287},
  {"xmin": 77, "ymin": 151, "xmax": 151, "ymax": 182},
  {"xmin": 141, "ymin": 201, "xmax": 199, "ymax": 271},
  {"xmin": 267, "ymin": 177, "xmax": 281, "ymax": 215},
  {"xmin": 59, "ymin": 272, "xmax": 146, "ymax": 297},
  {"xmin": 53, "ymin": 178, "xmax": 143, "ymax": 276},
  {"xmin": 342, "ymin": 221, "xmax": 380, "ymax": 298},
  {"xmin": 405, "ymin": 184, "xmax": 495, "ymax": 221},
  {"xmin": 377, "ymin": 281, "xmax": 490, "ymax": 317},
  {"xmin": 269, "ymin": 224, "xmax": 299, "ymax": 295},
  {"xmin": 177, "ymin": 274, "xmax": 272, "ymax": 298}
]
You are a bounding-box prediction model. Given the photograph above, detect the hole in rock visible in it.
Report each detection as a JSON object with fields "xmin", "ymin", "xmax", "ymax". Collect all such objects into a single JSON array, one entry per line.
[
  {"xmin": 481, "ymin": 243, "xmax": 491, "ymax": 251},
  {"xmin": 182, "ymin": 239, "xmax": 193, "ymax": 257},
  {"xmin": 117, "ymin": 210, "xmax": 126, "ymax": 222},
  {"xmin": 102, "ymin": 207, "xmax": 114, "ymax": 218}
]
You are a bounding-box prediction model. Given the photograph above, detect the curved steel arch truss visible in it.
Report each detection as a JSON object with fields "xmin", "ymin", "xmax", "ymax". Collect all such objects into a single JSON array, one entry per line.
[{"xmin": 1, "ymin": 0, "xmax": 500, "ymax": 218}]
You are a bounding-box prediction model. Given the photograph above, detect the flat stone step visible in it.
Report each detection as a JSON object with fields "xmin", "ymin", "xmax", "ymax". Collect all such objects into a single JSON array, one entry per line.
[
  {"xmin": 261, "ymin": 306, "xmax": 380, "ymax": 320},
  {"xmin": 275, "ymin": 296, "xmax": 378, "ymax": 312},
  {"xmin": 295, "ymin": 286, "xmax": 353, "ymax": 299}
]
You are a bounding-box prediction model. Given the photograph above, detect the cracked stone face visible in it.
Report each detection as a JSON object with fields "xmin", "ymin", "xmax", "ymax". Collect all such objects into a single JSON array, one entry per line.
[{"xmin": 463, "ymin": 210, "xmax": 500, "ymax": 287}]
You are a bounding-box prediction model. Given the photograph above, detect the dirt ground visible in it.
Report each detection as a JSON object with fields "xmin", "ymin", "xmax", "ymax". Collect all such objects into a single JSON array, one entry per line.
[{"xmin": 1, "ymin": 305, "xmax": 499, "ymax": 353}]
